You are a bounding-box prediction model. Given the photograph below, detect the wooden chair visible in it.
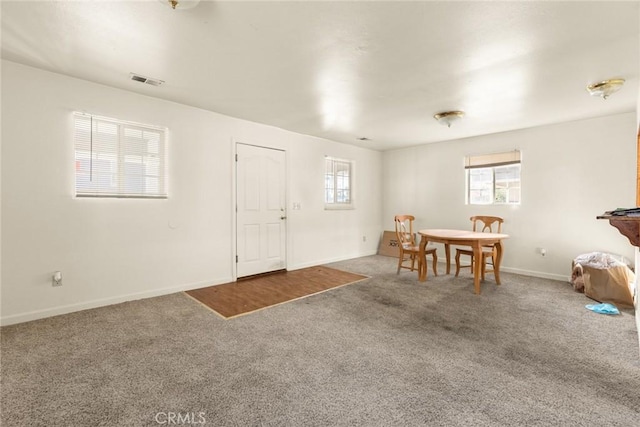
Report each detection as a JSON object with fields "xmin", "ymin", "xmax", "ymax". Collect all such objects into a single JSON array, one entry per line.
[
  {"xmin": 394, "ymin": 215, "xmax": 438, "ymax": 276},
  {"xmin": 455, "ymin": 216, "xmax": 504, "ymax": 280}
]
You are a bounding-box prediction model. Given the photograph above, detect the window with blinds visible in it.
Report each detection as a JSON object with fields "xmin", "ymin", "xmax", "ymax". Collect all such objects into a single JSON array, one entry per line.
[
  {"xmin": 324, "ymin": 157, "xmax": 354, "ymax": 209},
  {"xmin": 74, "ymin": 112, "xmax": 167, "ymax": 198},
  {"xmin": 465, "ymin": 150, "xmax": 521, "ymax": 205}
]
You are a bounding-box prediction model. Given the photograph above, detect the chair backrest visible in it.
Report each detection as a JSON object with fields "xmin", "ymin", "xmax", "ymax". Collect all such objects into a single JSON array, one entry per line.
[
  {"xmin": 394, "ymin": 215, "xmax": 416, "ymax": 247},
  {"xmin": 470, "ymin": 216, "xmax": 503, "ymax": 233}
]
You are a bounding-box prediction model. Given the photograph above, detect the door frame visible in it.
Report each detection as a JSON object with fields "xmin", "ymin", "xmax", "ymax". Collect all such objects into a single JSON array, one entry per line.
[{"xmin": 231, "ymin": 138, "xmax": 289, "ymax": 281}]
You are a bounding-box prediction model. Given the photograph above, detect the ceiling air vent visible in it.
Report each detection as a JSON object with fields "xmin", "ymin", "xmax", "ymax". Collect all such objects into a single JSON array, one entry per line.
[{"xmin": 129, "ymin": 73, "xmax": 164, "ymax": 87}]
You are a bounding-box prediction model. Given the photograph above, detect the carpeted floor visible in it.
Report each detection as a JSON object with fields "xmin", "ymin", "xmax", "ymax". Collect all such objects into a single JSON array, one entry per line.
[{"xmin": 1, "ymin": 255, "xmax": 639, "ymax": 426}]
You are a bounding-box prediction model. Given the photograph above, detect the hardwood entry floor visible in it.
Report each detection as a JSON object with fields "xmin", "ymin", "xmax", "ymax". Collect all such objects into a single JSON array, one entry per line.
[{"xmin": 185, "ymin": 266, "xmax": 368, "ymax": 319}]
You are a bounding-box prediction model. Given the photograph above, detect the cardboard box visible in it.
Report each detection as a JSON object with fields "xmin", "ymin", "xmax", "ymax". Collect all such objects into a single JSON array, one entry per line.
[
  {"xmin": 378, "ymin": 231, "xmax": 401, "ymax": 257},
  {"xmin": 583, "ymin": 264, "xmax": 634, "ymax": 309},
  {"xmin": 571, "ymin": 253, "xmax": 635, "ymax": 309}
]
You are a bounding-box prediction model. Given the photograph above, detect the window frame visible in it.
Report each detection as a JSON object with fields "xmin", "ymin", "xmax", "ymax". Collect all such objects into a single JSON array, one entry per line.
[
  {"xmin": 465, "ymin": 151, "xmax": 521, "ymax": 205},
  {"xmin": 74, "ymin": 112, "xmax": 168, "ymax": 199},
  {"xmin": 324, "ymin": 156, "xmax": 355, "ymax": 210}
]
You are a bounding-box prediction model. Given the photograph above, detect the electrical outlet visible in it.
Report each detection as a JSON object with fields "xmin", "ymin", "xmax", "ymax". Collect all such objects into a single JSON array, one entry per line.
[
  {"xmin": 52, "ymin": 271, "xmax": 62, "ymax": 287},
  {"xmin": 362, "ymin": 236, "xmax": 367, "ymax": 242}
]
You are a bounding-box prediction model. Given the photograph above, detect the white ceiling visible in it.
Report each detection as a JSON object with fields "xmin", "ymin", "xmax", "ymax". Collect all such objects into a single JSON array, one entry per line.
[{"xmin": 2, "ymin": 0, "xmax": 638, "ymax": 151}]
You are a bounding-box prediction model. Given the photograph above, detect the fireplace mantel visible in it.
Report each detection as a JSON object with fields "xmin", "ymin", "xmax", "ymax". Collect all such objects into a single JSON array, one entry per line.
[{"xmin": 597, "ymin": 214, "xmax": 640, "ymax": 247}]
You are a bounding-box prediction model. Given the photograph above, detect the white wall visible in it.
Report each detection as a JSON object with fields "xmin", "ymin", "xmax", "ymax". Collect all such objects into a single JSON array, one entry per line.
[
  {"xmin": 383, "ymin": 113, "xmax": 637, "ymax": 280},
  {"xmin": 2, "ymin": 58, "xmax": 635, "ymax": 326},
  {"xmin": 0, "ymin": 60, "xmax": 382, "ymax": 325}
]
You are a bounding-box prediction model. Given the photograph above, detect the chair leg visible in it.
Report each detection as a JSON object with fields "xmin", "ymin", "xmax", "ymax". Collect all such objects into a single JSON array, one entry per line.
[
  {"xmin": 455, "ymin": 251, "xmax": 461, "ymax": 276},
  {"xmin": 396, "ymin": 252, "xmax": 403, "ymax": 274},
  {"xmin": 410, "ymin": 253, "xmax": 416, "ymax": 271},
  {"xmin": 481, "ymin": 253, "xmax": 496, "ymax": 281},
  {"xmin": 481, "ymin": 255, "xmax": 486, "ymax": 281},
  {"xmin": 432, "ymin": 252, "xmax": 438, "ymax": 276},
  {"xmin": 485, "ymin": 254, "xmax": 495, "ymax": 280}
]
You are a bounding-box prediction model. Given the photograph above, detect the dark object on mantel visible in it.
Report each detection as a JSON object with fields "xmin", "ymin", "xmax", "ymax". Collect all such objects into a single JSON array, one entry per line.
[
  {"xmin": 597, "ymin": 209, "xmax": 640, "ymax": 247},
  {"xmin": 604, "ymin": 207, "xmax": 640, "ymax": 217}
]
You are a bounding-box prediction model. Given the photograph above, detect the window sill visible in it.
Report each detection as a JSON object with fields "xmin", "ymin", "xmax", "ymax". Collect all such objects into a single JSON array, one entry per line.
[
  {"xmin": 324, "ymin": 204, "xmax": 355, "ymax": 210},
  {"xmin": 76, "ymin": 194, "xmax": 168, "ymax": 199}
]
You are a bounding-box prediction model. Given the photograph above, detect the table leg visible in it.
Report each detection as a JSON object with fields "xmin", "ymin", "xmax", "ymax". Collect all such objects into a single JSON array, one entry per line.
[
  {"xmin": 494, "ymin": 240, "xmax": 503, "ymax": 285},
  {"xmin": 445, "ymin": 243, "xmax": 451, "ymax": 274},
  {"xmin": 418, "ymin": 235, "xmax": 428, "ymax": 282},
  {"xmin": 472, "ymin": 241, "xmax": 482, "ymax": 294}
]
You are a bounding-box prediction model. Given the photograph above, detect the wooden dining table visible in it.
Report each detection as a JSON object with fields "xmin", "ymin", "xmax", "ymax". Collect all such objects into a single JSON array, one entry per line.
[{"xmin": 417, "ymin": 229, "xmax": 509, "ymax": 294}]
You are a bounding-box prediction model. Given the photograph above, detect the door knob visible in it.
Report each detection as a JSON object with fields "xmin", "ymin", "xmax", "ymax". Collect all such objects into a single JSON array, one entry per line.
[{"xmin": 280, "ymin": 216, "xmax": 287, "ymax": 220}]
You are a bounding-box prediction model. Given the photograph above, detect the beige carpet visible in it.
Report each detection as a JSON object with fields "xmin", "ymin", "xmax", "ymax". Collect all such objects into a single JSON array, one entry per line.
[{"xmin": 2, "ymin": 255, "xmax": 639, "ymax": 426}]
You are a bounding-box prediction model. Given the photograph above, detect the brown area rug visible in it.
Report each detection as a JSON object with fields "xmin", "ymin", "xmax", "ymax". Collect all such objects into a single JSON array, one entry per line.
[{"xmin": 185, "ymin": 265, "xmax": 368, "ymax": 319}]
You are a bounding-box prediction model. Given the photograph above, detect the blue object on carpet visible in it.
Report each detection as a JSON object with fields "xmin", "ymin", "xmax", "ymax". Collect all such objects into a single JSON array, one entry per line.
[{"xmin": 585, "ymin": 303, "xmax": 620, "ymax": 315}]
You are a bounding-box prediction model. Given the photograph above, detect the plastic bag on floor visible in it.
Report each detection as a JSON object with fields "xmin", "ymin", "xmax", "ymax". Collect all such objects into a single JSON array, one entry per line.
[{"xmin": 585, "ymin": 302, "xmax": 620, "ymax": 315}]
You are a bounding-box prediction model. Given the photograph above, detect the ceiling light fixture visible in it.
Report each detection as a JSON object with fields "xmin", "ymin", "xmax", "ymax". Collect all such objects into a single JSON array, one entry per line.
[
  {"xmin": 434, "ymin": 111, "xmax": 465, "ymax": 128},
  {"xmin": 586, "ymin": 78, "xmax": 625, "ymax": 100},
  {"xmin": 160, "ymin": 0, "xmax": 201, "ymax": 10}
]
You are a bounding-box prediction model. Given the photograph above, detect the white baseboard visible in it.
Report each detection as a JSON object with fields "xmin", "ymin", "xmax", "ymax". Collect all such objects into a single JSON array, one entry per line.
[
  {"xmin": 0, "ymin": 277, "xmax": 233, "ymax": 327},
  {"xmin": 497, "ymin": 267, "xmax": 568, "ymax": 282},
  {"xmin": 292, "ymin": 255, "xmax": 571, "ymax": 282},
  {"xmin": 435, "ymin": 261, "xmax": 569, "ymax": 282},
  {"xmin": 289, "ymin": 250, "xmax": 379, "ymax": 271}
]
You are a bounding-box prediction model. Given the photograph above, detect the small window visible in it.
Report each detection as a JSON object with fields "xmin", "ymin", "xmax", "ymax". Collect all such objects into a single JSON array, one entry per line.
[
  {"xmin": 74, "ymin": 112, "xmax": 167, "ymax": 198},
  {"xmin": 324, "ymin": 157, "xmax": 354, "ymax": 209},
  {"xmin": 465, "ymin": 150, "xmax": 521, "ymax": 205}
]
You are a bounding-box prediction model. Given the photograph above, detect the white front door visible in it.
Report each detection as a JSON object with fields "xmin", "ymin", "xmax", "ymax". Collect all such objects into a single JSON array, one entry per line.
[{"xmin": 236, "ymin": 143, "xmax": 287, "ymax": 278}]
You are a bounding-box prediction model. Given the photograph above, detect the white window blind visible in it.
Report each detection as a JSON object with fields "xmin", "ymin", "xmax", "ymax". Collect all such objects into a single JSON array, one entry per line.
[
  {"xmin": 324, "ymin": 157, "xmax": 354, "ymax": 209},
  {"xmin": 74, "ymin": 112, "xmax": 167, "ymax": 198},
  {"xmin": 464, "ymin": 150, "xmax": 521, "ymax": 169}
]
